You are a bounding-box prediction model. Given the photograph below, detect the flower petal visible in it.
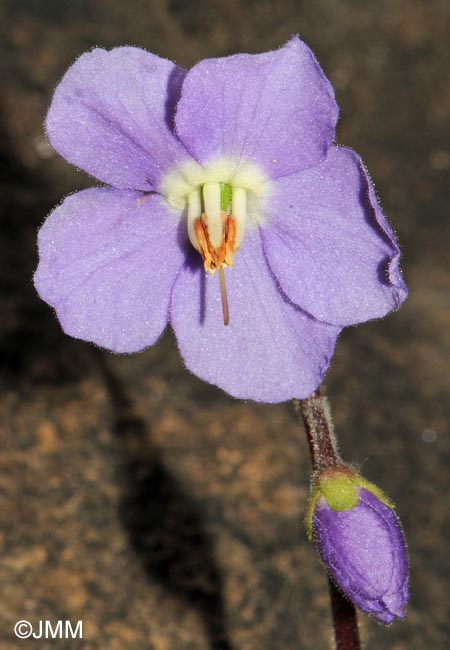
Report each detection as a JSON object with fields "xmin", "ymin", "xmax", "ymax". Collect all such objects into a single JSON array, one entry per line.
[
  {"xmin": 34, "ymin": 188, "xmax": 185, "ymax": 352},
  {"xmin": 175, "ymin": 36, "xmax": 338, "ymax": 179},
  {"xmin": 261, "ymin": 147, "xmax": 407, "ymax": 326},
  {"xmin": 46, "ymin": 47, "xmax": 188, "ymax": 190},
  {"xmin": 170, "ymin": 229, "xmax": 341, "ymax": 403}
]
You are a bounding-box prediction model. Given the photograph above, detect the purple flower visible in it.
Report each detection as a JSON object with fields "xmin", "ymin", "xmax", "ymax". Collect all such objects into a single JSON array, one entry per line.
[
  {"xmin": 34, "ymin": 37, "xmax": 407, "ymax": 402},
  {"xmin": 309, "ymin": 472, "xmax": 409, "ymax": 624}
]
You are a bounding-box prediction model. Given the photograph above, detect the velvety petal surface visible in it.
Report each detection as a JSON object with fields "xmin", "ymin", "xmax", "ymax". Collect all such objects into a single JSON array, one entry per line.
[
  {"xmin": 170, "ymin": 229, "xmax": 341, "ymax": 403},
  {"xmin": 175, "ymin": 37, "xmax": 338, "ymax": 179},
  {"xmin": 313, "ymin": 488, "xmax": 409, "ymax": 624},
  {"xmin": 46, "ymin": 47, "xmax": 188, "ymax": 191},
  {"xmin": 34, "ymin": 188, "xmax": 185, "ymax": 352},
  {"xmin": 261, "ymin": 146, "xmax": 407, "ymax": 326}
]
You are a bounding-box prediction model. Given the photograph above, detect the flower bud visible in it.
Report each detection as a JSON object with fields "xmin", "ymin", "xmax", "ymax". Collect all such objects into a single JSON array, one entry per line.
[{"xmin": 307, "ymin": 469, "xmax": 409, "ymax": 624}]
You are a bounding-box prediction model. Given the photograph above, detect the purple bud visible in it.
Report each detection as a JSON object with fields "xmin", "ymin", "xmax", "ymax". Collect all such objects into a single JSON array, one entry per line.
[{"xmin": 311, "ymin": 476, "xmax": 409, "ymax": 624}]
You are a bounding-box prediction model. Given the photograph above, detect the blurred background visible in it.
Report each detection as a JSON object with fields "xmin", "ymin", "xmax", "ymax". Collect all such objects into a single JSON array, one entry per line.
[{"xmin": 0, "ymin": 0, "xmax": 449, "ymax": 648}]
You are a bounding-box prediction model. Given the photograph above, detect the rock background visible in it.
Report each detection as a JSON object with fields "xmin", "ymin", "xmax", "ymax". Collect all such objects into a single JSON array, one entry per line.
[{"xmin": 0, "ymin": 1, "xmax": 449, "ymax": 648}]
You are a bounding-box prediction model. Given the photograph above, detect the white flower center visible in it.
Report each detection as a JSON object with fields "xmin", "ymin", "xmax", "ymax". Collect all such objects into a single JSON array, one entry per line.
[
  {"xmin": 161, "ymin": 157, "xmax": 269, "ymax": 325},
  {"xmin": 161, "ymin": 156, "xmax": 268, "ymax": 220}
]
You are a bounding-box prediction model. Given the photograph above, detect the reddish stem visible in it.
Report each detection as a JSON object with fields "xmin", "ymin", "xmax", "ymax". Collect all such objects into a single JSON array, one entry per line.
[
  {"xmin": 328, "ymin": 578, "xmax": 361, "ymax": 650},
  {"xmin": 297, "ymin": 388, "xmax": 362, "ymax": 650},
  {"xmin": 297, "ymin": 389, "xmax": 341, "ymax": 472}
]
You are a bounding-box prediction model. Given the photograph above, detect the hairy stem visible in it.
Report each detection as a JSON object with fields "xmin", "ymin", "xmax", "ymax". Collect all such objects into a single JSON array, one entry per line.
[
  {"xmin": 296, "ymin": 388, "xmax": 341, "ymax": 473},
  {"xmin": 297, "ymin": 388, "xmax": 361, "ymax": 650},
  {"xmin": 328, "ymin": 579, "xmax": 361, "ymax": 650}
]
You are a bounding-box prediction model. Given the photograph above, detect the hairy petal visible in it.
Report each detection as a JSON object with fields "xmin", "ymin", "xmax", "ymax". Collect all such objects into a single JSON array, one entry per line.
[
  {"xmin": 175, "ymin": 36, "xmax": 338, "ymax": 179},
  {"xmin": 34, "ymin": 188, "xmax": 185, "ymax": 352},
  {"xmin": 170, "ymin": 229, "xmax": 341, "ymax": 403},
  {"xmin": 261, "ymin": 146, "xmax": 407, "ymax": 326},
  {"xmin": 46, "ymin": 47, "xmax": 188, "ymax": 190}
]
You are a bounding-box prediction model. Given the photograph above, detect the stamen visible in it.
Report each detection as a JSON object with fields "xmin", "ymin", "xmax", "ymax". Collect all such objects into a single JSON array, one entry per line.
[
  {"xmin": 218, "ymin": 266, "xmax": 230, "ymax": 326},
  {"xmin": 232, "ymin": 186, "xmax": 247, "ymax": 250},
  {"xmin": 187, "ymin": 183, "xmax": 247, "ymax": 324},
  {"xmin": 187, "ymin": 188, "xmax": 202, "ymax": 251},
  {"xmin": 202, "ymin": 182, "xmax": 222, "ymax": 248}
]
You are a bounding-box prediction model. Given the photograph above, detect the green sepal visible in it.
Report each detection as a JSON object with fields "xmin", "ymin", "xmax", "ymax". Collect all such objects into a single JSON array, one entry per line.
[
  {"xmin": 306, "ymin": 486, "xmax": 321, "ymax": 541},
  {"xmin": 320, "ymin": 474, "xmax": 359, "ymax": 512},
  {"xmin": 305, "ymin": 469, "xmax": 395, "ymax": 541},
  {"xmin": 356, "ymin": 476, "xmax": 395, "ymax": 510}
]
